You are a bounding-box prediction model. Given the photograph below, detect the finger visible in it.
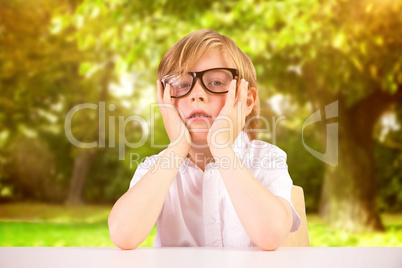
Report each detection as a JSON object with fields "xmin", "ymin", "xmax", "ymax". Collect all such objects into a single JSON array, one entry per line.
[
  {"xmin": 163, "ymin": 83, "xmax": 172, "ymax": 104},
  {"xmin": 242, "ymin": 82, "xmax": 249, "ymax": 127},
  {"xmin": 234, "ymin": 79, "xmax": 247, "ymax": 125},
  {"xmin": 241, "ymin": 80, "xmax": 248, "ymax": 114},
  {"xmin": 227, "ymin": 79, "xmax": 237, "ymax": 105},
  {"xmin": 234, "ymin": 79, "xmax": 245, "ymax": 103},
  {"xmin": 156, "ymin": 79, "xmax": 163, "ymax": 104}
]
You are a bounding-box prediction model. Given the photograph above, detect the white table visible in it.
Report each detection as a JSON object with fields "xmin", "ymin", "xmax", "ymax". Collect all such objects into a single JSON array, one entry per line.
[{"xmin": 1, "ymin": 247, "xmax": 401, "ymax": 268}]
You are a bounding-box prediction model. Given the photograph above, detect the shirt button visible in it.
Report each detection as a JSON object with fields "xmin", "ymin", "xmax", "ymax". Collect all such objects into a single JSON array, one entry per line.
[{"xmin": 209, "ymin": 217, "xmax": 216, "ymax": 224}]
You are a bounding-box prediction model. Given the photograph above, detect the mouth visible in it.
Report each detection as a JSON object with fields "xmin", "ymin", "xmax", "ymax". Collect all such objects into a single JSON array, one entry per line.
[{"xmin": 187, "ymin": 109, "xmax": 212, "ymax": 121}]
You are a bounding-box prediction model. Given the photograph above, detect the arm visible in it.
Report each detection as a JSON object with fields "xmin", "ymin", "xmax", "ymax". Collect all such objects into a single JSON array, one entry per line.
[
  {"xmin": 108, "ymin": 80, "xmax": 191, "ymax": 250},
  {"xmin": 212, "ymin": 147, "xmax": 293, "ymax": 251},
  {"xmin": 207, "ymin": 79, "xmax": 292, "ymax": 250},
  {"xmin": 108, "ymin": 142, "xmax": 189, "ymax": 250}
]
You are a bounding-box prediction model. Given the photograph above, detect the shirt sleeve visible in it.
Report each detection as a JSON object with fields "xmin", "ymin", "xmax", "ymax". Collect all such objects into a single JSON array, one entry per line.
[
  {"xmin": 253, "ymin": 145, "xmax": 302, "ymax": 233},
  {"xmin": 129, "ymin": 151, "xmax": 165, "ymax": 189}
]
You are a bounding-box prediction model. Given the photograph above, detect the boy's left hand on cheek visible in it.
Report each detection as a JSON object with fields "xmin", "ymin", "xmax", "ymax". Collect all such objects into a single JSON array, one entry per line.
[{"xmin": 207, "ymin": 78, "xmax": 248, "ymax": 153}]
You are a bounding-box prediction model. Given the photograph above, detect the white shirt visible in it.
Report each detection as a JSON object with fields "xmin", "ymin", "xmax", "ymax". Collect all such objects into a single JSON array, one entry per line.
[{"xmin": 129, "ymin": 131, "xmax": 301, "ymax": 247}]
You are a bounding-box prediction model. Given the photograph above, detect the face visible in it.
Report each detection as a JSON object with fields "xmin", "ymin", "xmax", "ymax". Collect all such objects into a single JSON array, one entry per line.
[{"xmin": 172, "ymin": 48, "xmax": 236, "ymax": 144}]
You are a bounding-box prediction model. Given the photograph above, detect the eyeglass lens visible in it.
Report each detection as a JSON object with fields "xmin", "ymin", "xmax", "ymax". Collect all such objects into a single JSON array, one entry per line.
[{"xmin": 165, "ymin": 69, "xmax": 234, "ymax": 97}]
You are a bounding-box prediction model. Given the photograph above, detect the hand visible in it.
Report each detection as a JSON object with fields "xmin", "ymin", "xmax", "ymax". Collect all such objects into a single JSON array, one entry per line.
[
  {"xmin": 156, "ymin": 80, "xmax": 192, "ymax": 151},
  {"xmin": 207, "ymin": 78, "xmax": 248, "ymax": 152}
]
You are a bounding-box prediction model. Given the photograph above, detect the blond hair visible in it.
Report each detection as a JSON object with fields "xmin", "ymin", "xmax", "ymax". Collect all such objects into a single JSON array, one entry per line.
[{"xmin": 158, "ymin": 29, "xmax": 260, "ymax": 140}]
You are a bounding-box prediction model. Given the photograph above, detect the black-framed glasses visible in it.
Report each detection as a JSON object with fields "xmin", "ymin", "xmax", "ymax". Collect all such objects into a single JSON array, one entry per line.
[{"xmin": 161, "ymin": 67, "xmax": 239, "ymax": 98}]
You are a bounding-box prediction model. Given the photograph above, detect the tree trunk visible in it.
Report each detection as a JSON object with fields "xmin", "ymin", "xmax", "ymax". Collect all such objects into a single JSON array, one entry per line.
[
  {"xmin": 65, "ymin": 60, "xmax": 114, "ymax": 205},
  {"xmin": 65, "ymin": 149, "xmax": 94, "ymax": 205},
  {"xmin": 302, "ymin": 60, "xmax": 402, "ymax": 232},
  {"xmin": 317, "ymin": 92, "xmax": 402, "ymax": 232}
]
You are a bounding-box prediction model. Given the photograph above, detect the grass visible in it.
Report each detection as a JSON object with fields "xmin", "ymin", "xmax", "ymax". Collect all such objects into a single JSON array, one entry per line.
[
  {"xmin": 1, "ymin": 203, "xmax": 401, "ymax": 247},
  {"xmin": 307, "ymin": 214, "xmax": 402, "ymax": 247},
  {"xmin": 0, "ymin": 202, "xmax": 156, "ymax": 247}
]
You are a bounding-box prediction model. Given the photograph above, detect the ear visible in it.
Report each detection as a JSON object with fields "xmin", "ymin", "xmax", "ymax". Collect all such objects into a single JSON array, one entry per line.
[{"xmin": 245, "ymin": 87, "xmax": 258, "ymax": 116}]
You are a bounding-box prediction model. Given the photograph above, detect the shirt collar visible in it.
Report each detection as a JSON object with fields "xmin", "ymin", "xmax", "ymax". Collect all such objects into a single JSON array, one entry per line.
[
  {"xmin": 231, "ymin": 130, "xmax": 250, "ymax": 154},
  {"xmin": 183, "ymin": 130, "xmax": 250, "ymax": 169}
]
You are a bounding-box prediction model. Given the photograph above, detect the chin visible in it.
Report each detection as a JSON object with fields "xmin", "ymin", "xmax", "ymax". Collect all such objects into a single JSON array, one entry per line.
[{"xmin": 189, "ymin": 130, "xmax": 209, "ymax": 145}]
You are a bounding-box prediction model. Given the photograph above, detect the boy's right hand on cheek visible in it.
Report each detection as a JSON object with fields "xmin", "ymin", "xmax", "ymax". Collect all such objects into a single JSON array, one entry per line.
[{"xmin": 156, "ymin": 80, "xmax": 192, "ymax": 151}]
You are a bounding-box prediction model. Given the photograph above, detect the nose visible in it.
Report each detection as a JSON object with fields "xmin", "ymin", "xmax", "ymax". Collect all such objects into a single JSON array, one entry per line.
[{"xmin": 189, "ymin": 78, "xmax": 207, "ymax": 102}]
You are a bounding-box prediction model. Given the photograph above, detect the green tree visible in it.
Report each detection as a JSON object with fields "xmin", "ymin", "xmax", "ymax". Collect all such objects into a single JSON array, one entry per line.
[
  {"xmin": 65, "ymin": 0, "xmax": 402, "ymax": 230},
  {"xmin": 0, "ymin": 0, "xmax": 82, "ymax": 201},
  {"xmin": 263, "ymin": 0, "xmax": 402, "ymax": 232},
  {"xmin": 4, "ymin": 0, "xmax": 401, "ymax": 232}
]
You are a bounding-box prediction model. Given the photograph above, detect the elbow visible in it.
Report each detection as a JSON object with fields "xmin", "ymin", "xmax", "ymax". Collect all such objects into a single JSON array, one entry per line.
[
  {"xmin": 258, "ymin": 241, "xmax": 281, "ymax": 251},
  {"xmin": 259, "ymin": 245, "xmax": 278, "ymax": 251},
  {"xmin": 256, "ymin": 225, "xmax": 290, "ymax": 251},
  {"xmin": 113, "ymin": 240, "xmax": 139, "ymax": 250},
  {"xmin": 109, "ymin": 227, "xmax": 139, "ymax": 250},
  {"xmin": 257, "ymin": 237, "xmax": 281, "ymax": 251},
  {"xmin": 108, "ymin": 218, "xmax": 140, "ymax": 250}
]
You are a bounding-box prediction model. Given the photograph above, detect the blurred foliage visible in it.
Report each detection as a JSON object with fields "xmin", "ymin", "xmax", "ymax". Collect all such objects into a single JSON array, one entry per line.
[
  {"xmin": 0, "ymin": 0, "xmax": 401, "ymax": 217},
  {"xmin": 374, "ymin": 103, "xmax": 402, "ymax": 213},
  {"xmin": 375, "ymin": 143, "xmax": 402, "ymax": 213}
]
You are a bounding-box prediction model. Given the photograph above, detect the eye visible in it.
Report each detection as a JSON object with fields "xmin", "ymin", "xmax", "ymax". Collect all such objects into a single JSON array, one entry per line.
[
  {"xmin": 211, "ymin": 81, "xmax": 222, "ymax": 86},
  {"xmin": 209, "ymin": 80, "xmax": 226, "ymax": 87},
  {"xmin": 177, "ymin": 83, "xmax": 191, "ymax": 89}
]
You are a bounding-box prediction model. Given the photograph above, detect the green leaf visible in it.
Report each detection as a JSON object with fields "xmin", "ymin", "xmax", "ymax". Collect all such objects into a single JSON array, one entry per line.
[{"xmin": 79, "ymin": 62, "xmax": 93, "ymax": 75}]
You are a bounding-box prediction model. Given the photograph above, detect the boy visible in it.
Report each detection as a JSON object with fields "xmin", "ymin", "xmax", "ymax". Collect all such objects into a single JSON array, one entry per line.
[{"xmin": 108, "ymin": 29, "xmax": 301, "ymax": 250}]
